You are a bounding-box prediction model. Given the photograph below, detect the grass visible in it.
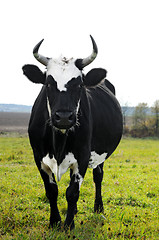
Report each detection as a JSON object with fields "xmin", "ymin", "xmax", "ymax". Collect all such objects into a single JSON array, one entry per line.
[{"xmin": 0, "ymin": 137, "xmax": 159, "ymax": 239}]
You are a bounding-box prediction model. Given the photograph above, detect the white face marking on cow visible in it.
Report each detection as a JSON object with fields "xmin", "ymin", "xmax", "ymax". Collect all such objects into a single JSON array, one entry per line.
[
  {"xmin": 41, "ymin": 153, "xmax": 83, "ymax": 188},
  {"xmin": 47, "ymin": 57, "xmax": 82, "ymax": 91},
  {"xmin": 88, "ymin": 152, "xmax": 108, "ymax": 169},
  {"xmin": 47, "ymin": 97, "xmax": 51, "ymax": 117},
  {"xmin": 76, "ymin": 100, "xmax": 81, "ymax": 114}
]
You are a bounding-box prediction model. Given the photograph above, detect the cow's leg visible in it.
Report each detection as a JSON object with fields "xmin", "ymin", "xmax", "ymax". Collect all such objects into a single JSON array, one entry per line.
[
  {"xmin": 64, "ymin": 162, "xmax": 87, "ymax": 230},
  {"xmin": 40, "ymin": 170, "xmax": 61, "ymax": 228},
  {"xmin": 93, "ymin": 163, "xmax": 104, "ymax": 213},
  {"xmin": 70, "ymin": 169, "xmax": 78, "ymax": 214},
  {"xmin": 34, "ymin": 153, "xmax": 61, "ymax": 228}
]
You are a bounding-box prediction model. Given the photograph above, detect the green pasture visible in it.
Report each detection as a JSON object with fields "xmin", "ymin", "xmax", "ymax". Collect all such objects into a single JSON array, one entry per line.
[{"xmin": 0, "ymin": 137, "xmax": 159, "ymax": 239}]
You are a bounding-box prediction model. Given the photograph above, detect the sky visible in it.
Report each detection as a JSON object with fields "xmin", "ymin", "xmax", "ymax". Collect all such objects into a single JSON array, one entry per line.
[{"xmin": 1, "ymin": 0, "xmax": 159, "ymax": 107}]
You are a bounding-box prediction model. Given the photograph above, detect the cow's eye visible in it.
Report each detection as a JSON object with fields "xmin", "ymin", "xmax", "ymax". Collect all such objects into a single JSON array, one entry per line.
[
  {"xmin": 79, "ymin": 82, "xmax": 84, "ymax": 88},
  {"xmin": 75, "ymin": 84, "xmax": 82, "ymax": 90},
  {"xmin": 65, "ymin": 76, "xmax": 83, "ymax": 90},
  {"xmin": 46, "ymin": 75, "xmax": 57, "ymax": 89}
]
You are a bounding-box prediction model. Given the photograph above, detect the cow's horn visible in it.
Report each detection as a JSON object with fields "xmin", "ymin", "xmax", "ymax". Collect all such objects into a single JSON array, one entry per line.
[
  {"xmin": 81, "ymin": 35, "xmax": 98, "ymax": 68},
  {"xmin": 33, "ymin": 39, "xmax": 50, "ymax": 66}
]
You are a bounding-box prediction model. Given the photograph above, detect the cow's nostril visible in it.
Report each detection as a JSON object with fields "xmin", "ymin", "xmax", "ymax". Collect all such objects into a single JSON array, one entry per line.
[
  {"xmin": 55, "ymin": 112, "xmax": 61, "ymax": 122},
  {"xmin": 68, "ymin": 113, "xmax": 74, "ymax": 121}
]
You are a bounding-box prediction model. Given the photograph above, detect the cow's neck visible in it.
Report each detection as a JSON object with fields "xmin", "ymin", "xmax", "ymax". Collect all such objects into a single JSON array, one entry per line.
[{"xmin": 52, "ymin": 128, "xmax": 69, "ymax": 165}]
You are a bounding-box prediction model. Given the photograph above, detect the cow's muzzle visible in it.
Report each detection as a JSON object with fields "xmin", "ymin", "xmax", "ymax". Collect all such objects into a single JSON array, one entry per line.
[{"xmin": 53, "ymin": 111, "xmax": 75, "ymax": 130}]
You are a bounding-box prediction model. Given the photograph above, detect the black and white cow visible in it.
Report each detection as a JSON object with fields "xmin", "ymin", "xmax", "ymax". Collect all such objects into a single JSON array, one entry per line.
[{"xmin": 22, "ymin": 36, "xmax": 123, "ymax": 230}]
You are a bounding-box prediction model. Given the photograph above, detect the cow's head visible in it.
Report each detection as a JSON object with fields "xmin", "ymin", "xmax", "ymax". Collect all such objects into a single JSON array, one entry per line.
[{"xmin": 22, "ymin": 36, "xmax": 106, "ymax": 132}]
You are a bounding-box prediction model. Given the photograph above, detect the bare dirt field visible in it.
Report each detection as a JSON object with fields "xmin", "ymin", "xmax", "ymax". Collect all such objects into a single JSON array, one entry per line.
[{"xmin": 0, "ymin": 112, "xmax": 30, "ymax": 135}]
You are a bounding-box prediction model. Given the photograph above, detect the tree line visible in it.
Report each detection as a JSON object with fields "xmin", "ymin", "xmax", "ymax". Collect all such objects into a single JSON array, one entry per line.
[{"xmin": 123, "ymin": 100, "xmax": 159, "ymax": 137}]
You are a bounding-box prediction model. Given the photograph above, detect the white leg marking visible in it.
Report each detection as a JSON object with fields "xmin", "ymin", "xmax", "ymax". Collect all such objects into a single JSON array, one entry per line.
[
  {"xmin": 88, "ymin": 152, "xmax": 108, "ymax": 169},
  {"xmin": 70, "ymin": 162, "xmax": 83, "ymax": 189},
  {"xmin": 57, "ymin": 153, "xmax": 76, "ymax": 181},
  {"xmin": 41, "ymin": 153, "xmax": 83, "ymax": 188},
  {"xmin": 41, "ymin": 154, "xmax": 57, "ymax": 183}
]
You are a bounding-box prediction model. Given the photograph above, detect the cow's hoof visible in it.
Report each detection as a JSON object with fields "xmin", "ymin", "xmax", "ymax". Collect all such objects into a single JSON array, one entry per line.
[
  {"xmin": 49, "ymin": 220, "xmax": 61, "ymax": 230},
  {"xmin": 94, "ymin": 203, "xmax": 104, "ymax": 213},
  {"xmin": 64, "ymin": 220, "xmax": 75, "ymax": 231}
]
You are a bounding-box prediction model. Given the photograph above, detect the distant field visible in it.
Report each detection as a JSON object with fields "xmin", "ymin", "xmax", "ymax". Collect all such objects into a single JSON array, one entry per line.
[
  {"xmin": 0, "ymin": 112, "xmax": 30, "ymax": 134},
  {"xmin": 0, "ymin": 137, "xmax": 159, "ymax": 239}
]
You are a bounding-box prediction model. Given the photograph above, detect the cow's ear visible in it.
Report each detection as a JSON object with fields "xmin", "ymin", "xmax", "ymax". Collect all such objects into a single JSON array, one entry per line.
[
  {"xmin": 105, "ymin": 79, "xmax": 116, "ymax": 95},
  {"xmin": 22, "ymin": 64, "xmax": 46, "ymax": 84},
  {"xmin": 84, "ymin": 68, "xmax": 107, "ymax": 87}
]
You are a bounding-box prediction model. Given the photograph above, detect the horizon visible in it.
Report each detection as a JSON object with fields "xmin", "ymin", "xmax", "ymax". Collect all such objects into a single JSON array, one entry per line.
[{"xmin": 0, "ymin": 102, "xmax": 157, "ymax": 108}]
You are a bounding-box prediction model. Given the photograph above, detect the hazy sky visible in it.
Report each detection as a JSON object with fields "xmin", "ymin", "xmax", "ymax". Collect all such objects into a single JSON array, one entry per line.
[{"xmin": 1, "ymin": 0, "xmax": 159, "ymax": 107}]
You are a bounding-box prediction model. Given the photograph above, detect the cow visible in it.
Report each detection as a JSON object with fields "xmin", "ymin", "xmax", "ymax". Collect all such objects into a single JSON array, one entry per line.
[{"xmin": 22, "ymin": 36, "xmax": 123, "ymax": 230}]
